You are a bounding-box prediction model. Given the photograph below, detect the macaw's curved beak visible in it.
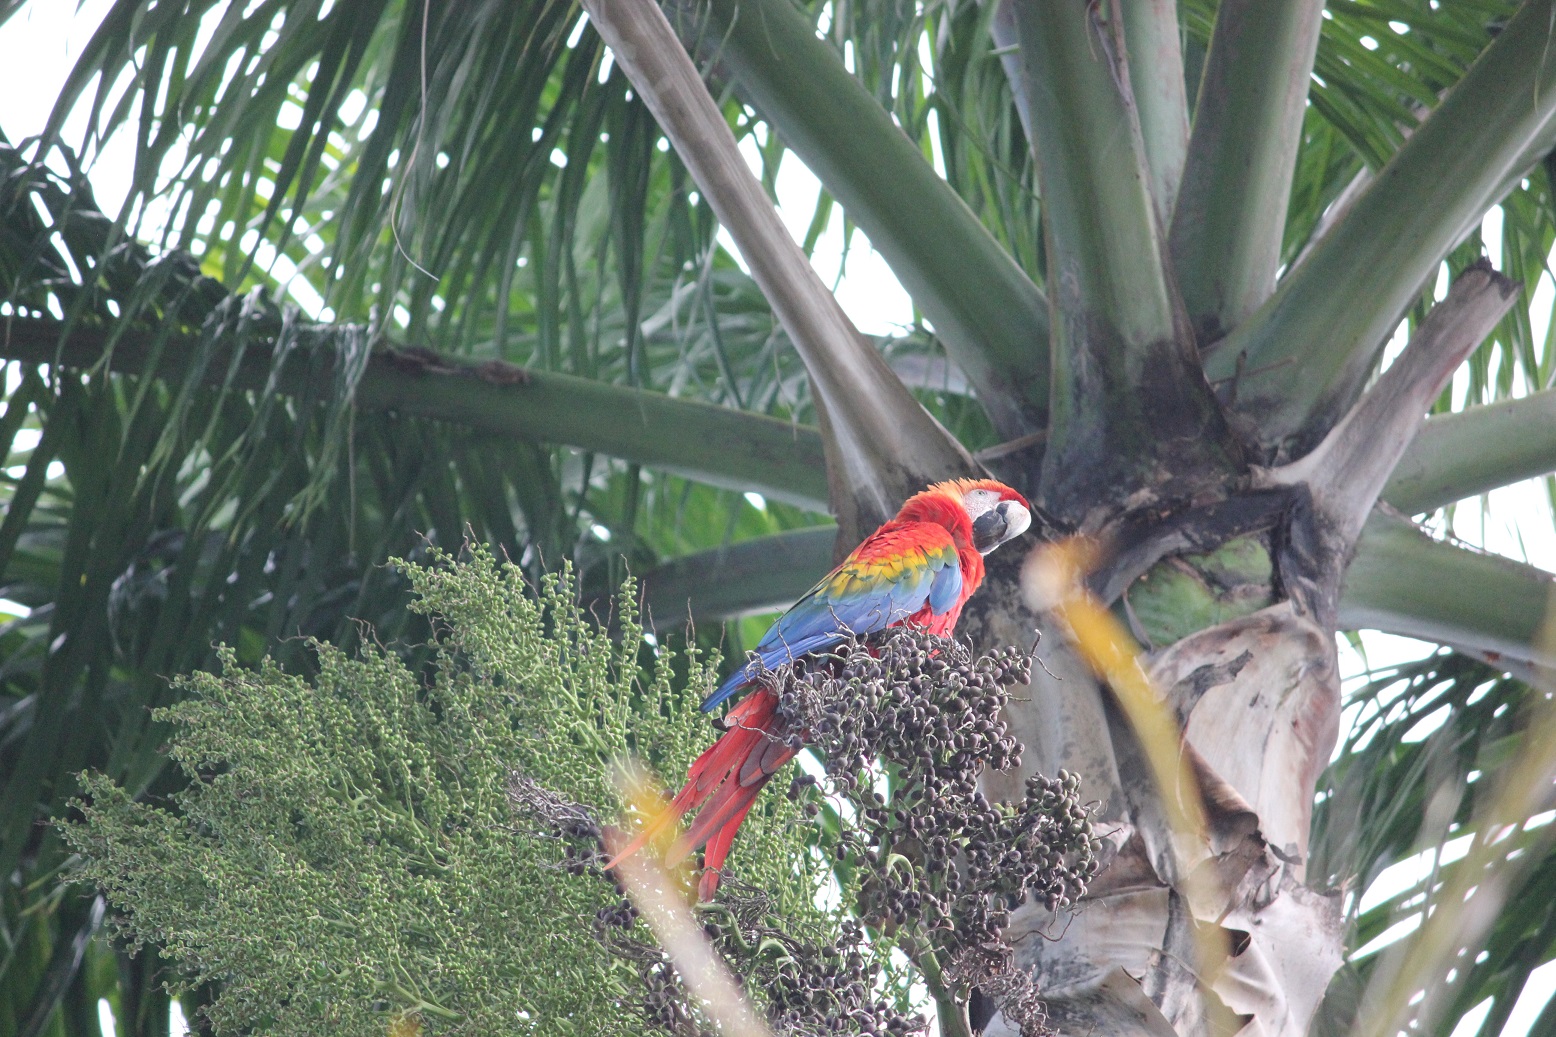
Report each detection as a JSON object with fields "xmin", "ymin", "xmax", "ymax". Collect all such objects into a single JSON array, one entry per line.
[{"xmin": 972, "ymin": 500, "xmax": 1032, "ymax": 555}]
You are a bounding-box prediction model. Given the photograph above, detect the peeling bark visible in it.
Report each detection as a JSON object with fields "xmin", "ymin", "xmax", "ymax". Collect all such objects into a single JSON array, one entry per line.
[
  {"xmin": 982, "ymin": 599, "xmax": 1345, "ymax": 1037},
  {"xmin": 1154, "ymin": 605, "xmax": 1339, "ymax": 867}
]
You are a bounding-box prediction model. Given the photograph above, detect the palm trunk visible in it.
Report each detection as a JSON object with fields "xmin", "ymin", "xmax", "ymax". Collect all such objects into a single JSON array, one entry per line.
[
  {"xmin": 963, "ymin": 5, "xmax": 1525, "ymax": 1031},
  {"xmin": 960, "ymin": 258, "xmax": 1516, "ymax": 1037},
  {"xmin": 969, "ymin": 585, "xmax": 1346, "ymax": 1036}
]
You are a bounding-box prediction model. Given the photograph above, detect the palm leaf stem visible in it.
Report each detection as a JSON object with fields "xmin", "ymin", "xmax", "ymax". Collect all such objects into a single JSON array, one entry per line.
[
  {"xmin": 641, "ymin": 515, "xmax": 1556, "ymax": 673},
  {"xmin": 1169, "ymin": 0, "xmax": 1325, "ymax": 342},
  {"xmin": 580, "ymin": 0, "xmax": 977, "ymax": 538},
  {"xmin": 1339, "ymin": 510, "xmax": 1556, "ymax": 668},
  {"xmin": 1207, "ymin": 0, "xmax": 1556, "ymax": 452},
  {"xmin": 0, "ymin": 320, "xmax": 831, "ymax": 510},
  {"xmin": 1007, "ymin": 0, "xmax": 1233, "ymax": 517},
  {"xmin": 1121, "ymin": 0, "xmax": 1190, "ymax": 221},
  {"xmin": 1386, "ymin": 387, "xmax": 1556, "ymax": 514},
  {"xmin": 668, "ymin": 0, "xmax": 1051, "ymax": 438},
  {"xmin": 1258, "ymin": 260, "xmax": 1520, "ymax": 546}
]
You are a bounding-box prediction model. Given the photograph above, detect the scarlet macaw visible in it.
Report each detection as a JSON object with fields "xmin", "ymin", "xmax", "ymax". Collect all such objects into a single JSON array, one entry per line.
[{"xmin": 611, "ymin": 478, "xmax": 1033, "ymax": 899}]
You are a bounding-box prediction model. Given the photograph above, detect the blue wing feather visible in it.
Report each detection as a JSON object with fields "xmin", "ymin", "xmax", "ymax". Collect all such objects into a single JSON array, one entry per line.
[
  {"xmin": 928, "ymin": 561, "xmax": 963, "ymax": 615},
  {"xmin": 702, "ymin": 524, "xmax": 962, "ymax": 711}
]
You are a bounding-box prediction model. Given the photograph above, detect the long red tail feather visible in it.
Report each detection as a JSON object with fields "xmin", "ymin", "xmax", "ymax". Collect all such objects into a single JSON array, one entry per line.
[
  {"xmin": 604, "ymin": 688, "xmax": 796, "ymax": 897},
  {"xmin": 697, "ymin": 789, "xmax": 762, "ymax": 901}
]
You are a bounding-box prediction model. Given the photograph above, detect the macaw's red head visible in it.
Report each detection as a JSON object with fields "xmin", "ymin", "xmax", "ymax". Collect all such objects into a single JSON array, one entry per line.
[{"xmin": 907, "ymin": 478, "xmax": 1034, "ymax": 556}]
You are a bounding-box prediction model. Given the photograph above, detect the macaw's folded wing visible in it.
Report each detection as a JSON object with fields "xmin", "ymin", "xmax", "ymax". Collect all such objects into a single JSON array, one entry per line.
[{"xmin": 701, "ymin": 522, "xmax": 963, "ymax": 711}]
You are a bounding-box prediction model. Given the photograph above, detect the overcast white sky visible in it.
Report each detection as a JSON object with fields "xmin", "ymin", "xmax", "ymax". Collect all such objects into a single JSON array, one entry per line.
[{"xmin": 5, "ymin": 4, "xmax": 1556, "ymax": 1035}]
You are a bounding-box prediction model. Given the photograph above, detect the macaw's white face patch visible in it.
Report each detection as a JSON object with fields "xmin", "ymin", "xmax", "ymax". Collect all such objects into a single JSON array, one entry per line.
[{"xmin": 961, "ymin": 487, "xmax": 1002, "ymax": 521}]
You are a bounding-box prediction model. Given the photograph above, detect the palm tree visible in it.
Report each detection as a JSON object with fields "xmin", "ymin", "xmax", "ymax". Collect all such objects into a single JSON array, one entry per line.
[{"xmin": 3, "ymin": 0, "xmax": 1556, "ymax": 1034}]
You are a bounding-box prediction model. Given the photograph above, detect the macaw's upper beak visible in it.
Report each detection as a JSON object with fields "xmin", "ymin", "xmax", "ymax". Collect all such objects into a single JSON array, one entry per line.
[{"xmin": 972, "ymin": 500, "xmax": 1032, "ymax": 555}]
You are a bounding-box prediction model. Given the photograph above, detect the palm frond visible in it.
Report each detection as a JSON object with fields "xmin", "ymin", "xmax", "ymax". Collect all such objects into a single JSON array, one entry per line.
[{"xmin": 1312, "ymin": 652, "xmax": 1556, "ymax": 1037}]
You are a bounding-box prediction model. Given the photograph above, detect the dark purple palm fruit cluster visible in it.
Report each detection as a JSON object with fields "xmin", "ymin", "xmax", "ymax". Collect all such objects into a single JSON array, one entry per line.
[
  {"xmin": 593, "ymin": 875, "xmax": 930, "ymax": 1037},
  {"xmin": 596, "ymin": 868, "xmax": 930, "ymax": 1035},
  {"xmin": 774, "ymin": 628, "xmax": 1100, "ymax": 1034},
  {"xmin": 695, "ymin": 879, "xmax": 925, "ymax": 1036},
  {"xmin": 507, "ymin": 774, "xmax": 924, "ymax": 1036}
]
